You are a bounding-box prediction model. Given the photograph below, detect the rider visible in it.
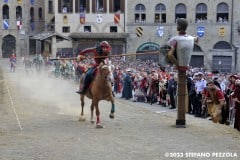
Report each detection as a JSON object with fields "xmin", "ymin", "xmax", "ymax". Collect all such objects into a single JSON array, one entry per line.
[{"xmin": 76, "ymin": 41, "xmax": 112, "ymax": 94}]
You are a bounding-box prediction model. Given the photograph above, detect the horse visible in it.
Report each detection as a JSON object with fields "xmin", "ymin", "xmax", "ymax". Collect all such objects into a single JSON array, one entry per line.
[{"xmin": 79, "ymin": 64, "xmax": 115, "ymax": 128}]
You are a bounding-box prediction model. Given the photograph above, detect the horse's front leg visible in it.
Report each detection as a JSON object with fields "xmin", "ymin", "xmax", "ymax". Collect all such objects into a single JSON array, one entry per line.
[
  {"xmin": 109, "ymin": 98, "xmax": 115, "ymax": 119},
  {"xmin": 79, "ymin": 95, "xmax": 86, "ymax": 121},
  {"xmin": 90, "ymin": 102, "xmax": 95, "ymax": 124},
  {"xmin": 94, "ymin": 100, "xmax": 103, "ymax": 128}
]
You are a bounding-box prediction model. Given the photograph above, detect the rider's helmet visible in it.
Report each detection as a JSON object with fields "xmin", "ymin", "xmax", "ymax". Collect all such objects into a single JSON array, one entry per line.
[{"xmin": 100, "ymin": 41, "xmax": 112, "ymax": 53}]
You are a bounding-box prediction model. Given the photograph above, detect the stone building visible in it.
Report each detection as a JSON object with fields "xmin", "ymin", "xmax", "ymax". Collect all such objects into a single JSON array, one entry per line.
[
  {"xmin": 126, "ymin": 0, "xmax": 240, "ymax": 72},
  {"xmin": 0, "ymin": 0, "xmax": 45, "ymax": 58},
  {"xmin": 1, "ymin": 0, "xmax": 240, "ymax": 72}
]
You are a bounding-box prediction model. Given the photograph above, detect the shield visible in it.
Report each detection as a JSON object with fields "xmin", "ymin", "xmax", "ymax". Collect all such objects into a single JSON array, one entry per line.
[
  {"xmin": 80, "ymin": 13, "xmax": 85, "ymax": 24},
  {"xmin": 3, "ymin": 20, "xmax": 9, "ymax": 30},
  {"xmin": 218, "ymin": 27, "xmax": 225, "ymax": 37},
  {"xmin": 197, "ymin": 26, "xmax": 205, "ymax": 37},
  {"xmin": 96, "ymin": 14, "xmax": 103, "ymax": 24},
  {"xmin": 30, "ymin": 0, "xmax": 34, "ymax": 5},
  {"xmin": 156, "ymin": 26, "xmax": 164, "ymax": 37},
  {"xmin": 114, "ymin": 14, "xmax": 120, "ymax": 24}
]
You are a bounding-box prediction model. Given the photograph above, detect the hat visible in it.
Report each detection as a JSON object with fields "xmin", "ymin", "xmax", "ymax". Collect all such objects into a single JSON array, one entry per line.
[
  {"xmin": 230, "ymin": 74, "xmax": 238, "ymax": 79},
  {"xmin": 127, "ymin": 68, "xmax": 131, "ymax": 72},
  {"xmin": 197, "ymin": 72, "xmax": 203, "ymax": 76},
  {"xmin": 207, "ymin": 80, "xmax": 214, "ymax": 85}
]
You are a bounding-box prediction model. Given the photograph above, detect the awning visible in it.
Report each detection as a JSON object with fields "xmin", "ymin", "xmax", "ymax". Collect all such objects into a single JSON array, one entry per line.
[
  {"xmin": 31, "ymin": 31, "xmax": 70, "ymax": 41},
  {"xmin": 68, "ymin": 32, "xmax": 129, "ymax": 39}
]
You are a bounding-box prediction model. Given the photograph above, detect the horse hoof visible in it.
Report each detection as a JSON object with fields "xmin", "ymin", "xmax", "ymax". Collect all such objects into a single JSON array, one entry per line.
[
  {"xmin": 109, "ymin": 113, "xmax": 114, "ymax": 119},
  {"xmin": 79, "ymin": 116, "xmax": 86, "ymax": 121},
  {"xmin": 96, "ymin": 124, "xmax": 103, "ymax": 128},
  {"xmin": 91, "ymin": 120, "xmax": 95, "ymax": 124}
]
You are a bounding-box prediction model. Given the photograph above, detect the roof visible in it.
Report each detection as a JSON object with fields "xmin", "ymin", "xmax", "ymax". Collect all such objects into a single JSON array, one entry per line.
[
  {"xmin": 31, "ymin": 31, "xmax": 70, "ymax": 41},
  {"xmin": 69, "ymin": 32, "xmax": 129, "ymax": 39}
]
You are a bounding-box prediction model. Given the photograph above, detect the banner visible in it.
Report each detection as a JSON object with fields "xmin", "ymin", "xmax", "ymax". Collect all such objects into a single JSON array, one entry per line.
[
  {"xmin": 80, "ymin": 13, "xmax": 85, "ymax": 24},
  {"xmin": 114, "ymin": 14, "xmax": 120, "ymax": 24},
  {"xmin": 3, "ymin": 19, "xmax": 9, "ymax": 30}
]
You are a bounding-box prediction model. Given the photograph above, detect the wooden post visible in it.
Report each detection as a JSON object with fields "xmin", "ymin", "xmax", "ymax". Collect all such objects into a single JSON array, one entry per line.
[{"xmin": 176, "ymin": 68, "xmax": 187, "ymax": 128}]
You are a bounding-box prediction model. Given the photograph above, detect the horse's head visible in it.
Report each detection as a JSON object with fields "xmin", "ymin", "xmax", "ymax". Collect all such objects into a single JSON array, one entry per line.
[{"xmin": 99, "ymin": 64, "xmax": 111, "ymax": 80}]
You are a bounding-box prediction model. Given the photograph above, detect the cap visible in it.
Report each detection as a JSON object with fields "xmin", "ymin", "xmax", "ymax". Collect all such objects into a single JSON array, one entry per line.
[{"xmin": 230, "ymin": 74, "xmax": 238, "ymax": 79}]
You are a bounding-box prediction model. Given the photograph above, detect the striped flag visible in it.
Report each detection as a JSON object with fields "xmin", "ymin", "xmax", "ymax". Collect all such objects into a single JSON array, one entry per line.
[{"xmin": 3, "ymin": 20, "xmax": 9, "ymax": 30}]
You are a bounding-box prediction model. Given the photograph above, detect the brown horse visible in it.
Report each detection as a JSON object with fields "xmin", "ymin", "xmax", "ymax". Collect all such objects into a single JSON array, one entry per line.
[{"xmin": 79, "ymin": 64, "xmax": 115, "ymax": 128}]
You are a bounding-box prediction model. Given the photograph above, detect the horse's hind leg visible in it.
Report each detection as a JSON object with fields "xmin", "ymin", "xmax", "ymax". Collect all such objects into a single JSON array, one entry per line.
[
  {"xmin": 109, "ymin": 97, "xmax": 115, "ymax": 119},
  {"xmin": 79, "ymin": 95, "xmax": 86, "ymax": 121}
]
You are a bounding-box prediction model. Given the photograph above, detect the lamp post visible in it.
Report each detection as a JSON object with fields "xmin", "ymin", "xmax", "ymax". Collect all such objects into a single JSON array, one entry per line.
[{"xmin": 167, "ymin": 18, "xmax": 197, "ymax": 128}]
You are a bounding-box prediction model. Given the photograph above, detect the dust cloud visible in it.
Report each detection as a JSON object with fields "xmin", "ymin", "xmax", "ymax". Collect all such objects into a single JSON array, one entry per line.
[{"xmin": 2, "ymin": 62, "xmax": 86, "ymax": 116}]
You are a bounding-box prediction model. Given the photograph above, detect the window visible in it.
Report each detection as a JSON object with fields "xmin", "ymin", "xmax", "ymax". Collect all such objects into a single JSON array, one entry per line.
[
  {"xmin": 75, "ymin": 0, "xmax": 89, "ymax": 13},
  {"xmin": 110, "ymin": 26, "xmax": 117, "ymax": 32},
  {"xmin": 62, "ymin": 26, "xmax": 70, "ymax": 33},
  {"xmin": 38, "ymin": 8, "xmax": 43, "ymax": 20},
  {"xmin": 30, "ymin": 7, "xmax": 34, "ymax": 22},
  {"xmin": 195, "ymin": 3, "xmax": 207, "ymax": 23},
  {"xmin": 175, "ymin": 3, "xmax": 186, "ymax": 22},
  {"xmin": 3, "ymin": 5, "xmax": 9, "ymax": 19},
  {"xmin": 92, "ymin": 0, "xmax": 106, "ymax": 13},
  {"xmin": 16, "ymin": 6, "xmax": 22, "ymax": 20},
  {"xmin": 58, "ymin": 0, "xmax": 73, "ymax": 13},
  {"xmin": 155, "ymin": 3, "xmax": 166, "ymax": 23},
  {"xmin": 84, "ymin": 26, "xmax": 91, "ymax": 32},
  {"xmin": 48, "ymin": 0, "xmax": 53, "ymax": 13},
  {"xmin": 216, "ymin": 3, "xmax": 229, "ymax": 23},
  {"xmin": 135, "ymin": 4, "xmax": 146, "ymax": 23},
  {"xmin": 109, "ymin": 0, "xmax": 125, "ymax": 13}
]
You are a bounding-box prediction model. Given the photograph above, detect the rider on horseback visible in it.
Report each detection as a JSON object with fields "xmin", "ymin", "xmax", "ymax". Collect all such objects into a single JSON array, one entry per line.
[{"xmin": 76, "ymin": 41, "xmax": 112, "ymax": 94}]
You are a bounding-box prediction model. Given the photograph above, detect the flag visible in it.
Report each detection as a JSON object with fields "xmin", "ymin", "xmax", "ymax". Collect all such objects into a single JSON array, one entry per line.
[
  {"xmin": 3, "ymin": 19, "xmax": 9, "ymax": 30},
  {"xmin": 17, "ymin": 20, "xmax": 22, "ymax": 30}
]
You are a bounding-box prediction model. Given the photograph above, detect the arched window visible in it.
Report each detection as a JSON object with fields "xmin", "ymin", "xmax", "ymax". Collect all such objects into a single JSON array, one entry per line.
[
  {"xmin": 155, "ymin": 3, "xmax": 166, "ymax": 23},
  {"xmin": 3, "ymin": 5, "xmax": 9, "ymax": 19},
  {"xmin": 30, "ymin": 7, "xmax": 34, "ymax": 22},
  {"xmin": 213, "ymin": 41, "xmax": 232, "ymax": 49},
  {"xmin": 175, "ymin": 3, "xmax": 186, "ymax": 22},
  {"xmin": 16, "ymin": 6, "xmax": 22, "ymax": 20},
  {"xmin": 38, "ymin": 8, "xmax": 43, "ymax": 20},
  {"xmin": 135, "ymin": 4, "xmax": 146, "ymax": 23},
  {"xmin": 195, "ymin": 3, "xmax": 207, "ymax": 23},
  {"xmin": 216, "ymin": 3, "xmax": 229, "ymax": 23}
]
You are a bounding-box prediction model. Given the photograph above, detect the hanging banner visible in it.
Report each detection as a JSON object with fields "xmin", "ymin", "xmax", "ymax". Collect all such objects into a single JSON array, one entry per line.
[
  {"xmin": 80, "ymin": 13, "xmax": 85, "ymax": 24},
  {"xmin": 114, "ymin": 13, "xmax": 120, "ymax": 24},
  {"xmin": 136, "ymin": 27, "xmax": 143, "ymax": 37},
  {"xmin": 17, "ymin": 20, "xmax": 22, "ymax": 30},
  {"xmin": 218, "ymin": 27, "xmax": 225, "ymax": 37},
  {"xmin": 3, "ymin": 19, "xmax": 9, "ymax": 30},
  {"xmin": 30, "ymin": 22, "xmax": 35, "ymax": 31},
  {"xmin": 197, "ymin": 26, "xmax": 205, "ymax": 37},
  {"xmin": 96, "ymin": 14, "xmax": 103, "ymax": 24},
  {"xmin": 156, "ymin": 26, "xmax": 164, "ymax": 37},
  {"xmin": 63, "ymin": 15, "xmax": 68, "ymax": 24},
  {"xmin": 4, "ymin": 0, "xmax": 8, "ymax": 3},
  {"xmin": 17, "ymin": 0, "xmax": 22, "ymax": 4}
]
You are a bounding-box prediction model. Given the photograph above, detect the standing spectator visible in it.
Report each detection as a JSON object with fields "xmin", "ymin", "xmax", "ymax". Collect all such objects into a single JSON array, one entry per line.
[
  {"xmin": 232, "ymin": 79, "xmax": 240, "ymax": 131},
  {"xmin": 9, "ymin": 53, "xmax": 17, "ymax": 72},
  {"xmin": 167, "ymin": 73, "xmax": 177, "ymax": 109},
  {"xmin": 195, "ymin": 72, "xmax": 207, "ymax": 117},
  {"xmin": 121, "ymin": 69, "xmax": 133, "ymax": 100}
]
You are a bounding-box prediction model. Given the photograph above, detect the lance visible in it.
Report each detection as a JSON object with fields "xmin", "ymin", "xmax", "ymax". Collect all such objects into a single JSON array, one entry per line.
[{"xmin": 49, "ymin": 51, "xmax": 160, "ymax": 61}]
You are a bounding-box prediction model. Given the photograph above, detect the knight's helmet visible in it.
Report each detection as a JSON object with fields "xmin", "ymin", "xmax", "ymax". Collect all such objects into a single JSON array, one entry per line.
[{"xmin": 100, "ymin": 41, "xmax": 112, "ymax": 53}]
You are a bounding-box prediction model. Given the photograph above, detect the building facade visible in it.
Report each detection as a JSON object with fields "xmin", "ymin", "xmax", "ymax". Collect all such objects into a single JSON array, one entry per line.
[
  {"xmin": 0, "ymin": 0, "xmax": 45, "ymax": 58},
  {"xmin": 126, "ymin": 0, "xmax": 240, "ymax": 72},
  {"xmin": 1, "ymin": 0, "xmax": 240, "ymax": 73}
]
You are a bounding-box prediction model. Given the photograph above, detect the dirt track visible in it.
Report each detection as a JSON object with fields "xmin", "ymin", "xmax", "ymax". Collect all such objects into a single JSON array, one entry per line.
[{"xmin": 0, "ymin": 59, "xmax": 240, "ymax": 160}]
